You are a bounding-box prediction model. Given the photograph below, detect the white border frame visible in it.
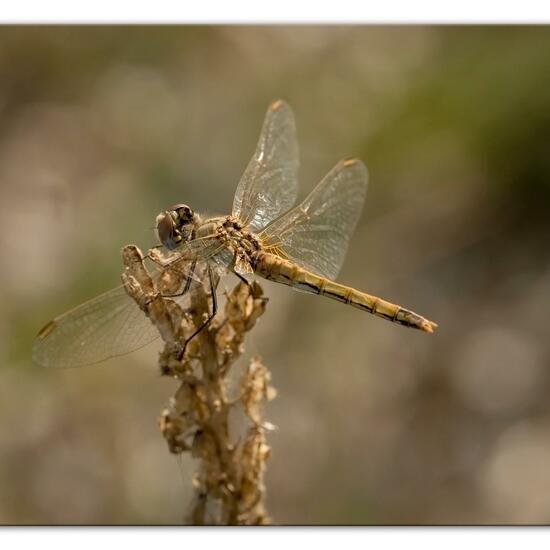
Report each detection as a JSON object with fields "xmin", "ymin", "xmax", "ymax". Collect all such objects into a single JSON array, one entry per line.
[{"xmin": 1, "ymin": 1, "xmax": 550, "ymax": 24}]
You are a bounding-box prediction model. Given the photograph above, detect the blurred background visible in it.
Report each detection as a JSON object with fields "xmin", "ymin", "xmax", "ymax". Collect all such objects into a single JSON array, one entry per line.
[{"xmin": 1, "ymin": 26, "xmax": 550, "ymax": 525}]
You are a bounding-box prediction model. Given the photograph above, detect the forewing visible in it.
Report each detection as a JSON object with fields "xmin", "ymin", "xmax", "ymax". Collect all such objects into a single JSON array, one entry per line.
[
  {"xmin": 33, "ymin": 286, "xmax": 160, "ymax": 368},
  {"xmin": 33, "ymin": 246, "xmax": 225, "ymax": 369},
  {"xmin": 232, "ymin": 100, "xmax": 299, "ymax": 232},
  {"xmin": 260, "ymin": 158, "xmax": 368, "ymax": 280},
  {"xmin": 169, "ymin": 237, "xmax": 232, "ymax": 279}
]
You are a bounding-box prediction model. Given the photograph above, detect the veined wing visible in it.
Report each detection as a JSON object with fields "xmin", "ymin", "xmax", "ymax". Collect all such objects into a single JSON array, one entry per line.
[
  {"xmin": 259, "ymin": 158, "xmax": 368, "ymax": 280},
  {"xmin": 232, "ymin": 99, "xmax": 299, "ymax": 232},
  {"xmin": 32, "ymin": 250, "xmax": 216, "ymax": 369},
  {"xmin": 33, "ymin": 285, "xmax": 161, "ymax": 368},
  {"xmin": 170, "ymin": 234, "xmax": 232, "ymax": 276}
]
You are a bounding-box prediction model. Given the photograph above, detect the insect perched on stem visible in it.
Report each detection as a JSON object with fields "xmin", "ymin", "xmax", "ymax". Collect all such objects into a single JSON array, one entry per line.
[{"xmin": 33, "ymin": 99, "xmax": 437, "ymax": 369}]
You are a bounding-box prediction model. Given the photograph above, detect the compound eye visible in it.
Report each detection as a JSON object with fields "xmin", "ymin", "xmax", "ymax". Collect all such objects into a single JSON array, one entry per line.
[
  {"xmin": 157, "ymin": 213, "xmax": 181, "ymax": 250},
  {"xmin": 176, "ymin": 205, "xmax": 193, "ymax": 223}
]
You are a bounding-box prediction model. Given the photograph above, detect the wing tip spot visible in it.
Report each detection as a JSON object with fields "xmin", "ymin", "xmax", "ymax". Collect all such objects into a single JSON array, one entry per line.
[
  {"xmin": 270, "ymin": 99, "xmax": 284, "ymax": 111},
  {"xmin": 342, "ymin": 157, "xmax": 359, "ymax": 167},
  {"xmin": 37, "ymin": 320, "xmax": 57, "ymax": 339}
]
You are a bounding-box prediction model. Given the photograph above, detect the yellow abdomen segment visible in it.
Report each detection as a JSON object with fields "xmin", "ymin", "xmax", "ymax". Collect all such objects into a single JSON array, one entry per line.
[{"xmin": 253, "ymin": 253, "xmax": 437, "ymax": 333}]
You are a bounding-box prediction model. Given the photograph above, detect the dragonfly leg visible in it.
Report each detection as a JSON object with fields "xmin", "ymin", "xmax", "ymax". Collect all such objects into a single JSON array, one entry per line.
[
  {"xmin": 160, "ymin": 259, "xmax": 197, "ymax": 299},
  {"xmin": 141, "ymin": 260, "xmax": 198, "ymax": 308},
  {"xmin": 177, "ymin": 265, "xmax": 218, "ymax": 360},
  {"xmin": 146, "ymin": 247, "xmax": 164, "ymax": 266},
  {"xmin": 234, "ymin": 272, "xmax": 252, "ymax": 288},
  {"xmin": 233, "ymin": 271, "xmax": 267, "ymax": 305},
  {"xmin": 146, "ymin": 248, "xmax": 183, "ymax": 269}
]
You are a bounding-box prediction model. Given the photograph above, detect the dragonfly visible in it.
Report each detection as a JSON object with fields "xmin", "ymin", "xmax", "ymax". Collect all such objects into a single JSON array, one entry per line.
[{"xmin": 33, "ymin": 99, "xmax": 437, "ymax": 368}]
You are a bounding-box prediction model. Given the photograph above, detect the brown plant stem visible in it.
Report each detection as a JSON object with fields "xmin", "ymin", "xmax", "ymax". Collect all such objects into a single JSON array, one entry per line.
[{"xmin": 121, "ymin": 245, "xmax": 275, "ymax": 525}]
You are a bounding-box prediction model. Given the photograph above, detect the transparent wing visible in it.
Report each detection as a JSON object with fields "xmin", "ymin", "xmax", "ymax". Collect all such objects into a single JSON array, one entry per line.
[
  {"xmin": 232, "ymin": 99, "xmax": 299, "ymax": 232},
  {"xmin": 32, "ymin": 234, "xmax": 231, "ymax": 369},
  {"xmin": 178, "ymin": 236, "xmax": 226, "ymax": 263},
  {"xmin": 32, "ymin": 250, "xmax": 218, "ymax": 369},
  {"xmin": 33, "ymin": 285, "xmax": 161, "ymax": 368},
  {"xmin": 259, "ymin": 158, "xmax": 368, "ymax": 280}
]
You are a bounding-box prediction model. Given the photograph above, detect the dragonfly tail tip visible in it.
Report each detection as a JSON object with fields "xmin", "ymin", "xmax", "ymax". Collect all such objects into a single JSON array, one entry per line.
[{"xmin": 420, "ymin": 319, "xmax": 438, "ymax": 333}]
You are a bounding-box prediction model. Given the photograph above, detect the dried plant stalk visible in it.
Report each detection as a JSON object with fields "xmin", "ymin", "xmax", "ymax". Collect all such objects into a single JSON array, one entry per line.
[{"xmin": 121, "ymin": 245, "xmax": 276, "ymax": 525}]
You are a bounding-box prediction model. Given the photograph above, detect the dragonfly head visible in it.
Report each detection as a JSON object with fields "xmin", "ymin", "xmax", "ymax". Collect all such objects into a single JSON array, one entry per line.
[{"xmin": 156, "ymin": 203, "xmax": 196, "ymax": 250}]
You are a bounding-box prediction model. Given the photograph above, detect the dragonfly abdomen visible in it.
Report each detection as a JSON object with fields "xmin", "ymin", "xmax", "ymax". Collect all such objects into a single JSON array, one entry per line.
[
  {"xmin": 252, "ymin": 253, "xmax": 437, "ymax": 333},
  {"xmin": 343, "ymin": 288, "xmax": 437, "ymax": 333}
]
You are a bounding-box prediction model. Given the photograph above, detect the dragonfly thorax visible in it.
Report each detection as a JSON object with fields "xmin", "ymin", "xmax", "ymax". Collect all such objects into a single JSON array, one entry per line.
[
  {"xmin": 221, "ymin": 217, "xmax": 262, "ymax": 253},
  {"xmin": 156, "ymin": 203, "xmax": 198, "ymax": 250},
  {"xmin": 194, "ymin": 216, "xmax": 263, "ymax": 270}
]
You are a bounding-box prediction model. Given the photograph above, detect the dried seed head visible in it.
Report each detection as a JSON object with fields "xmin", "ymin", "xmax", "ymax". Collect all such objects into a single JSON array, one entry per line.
[{"xmin": 123, "ymin": 245, "xmax": 274, "ymax": 525}]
